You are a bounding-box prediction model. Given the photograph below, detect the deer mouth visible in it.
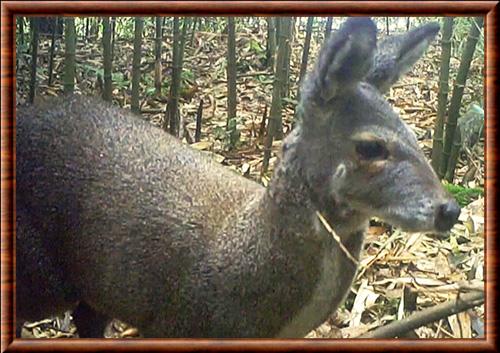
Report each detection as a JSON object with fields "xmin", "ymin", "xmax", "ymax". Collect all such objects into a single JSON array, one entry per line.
[{"xmin": 375, "ymin": 201, "xmax": 460, "ymax": 233}]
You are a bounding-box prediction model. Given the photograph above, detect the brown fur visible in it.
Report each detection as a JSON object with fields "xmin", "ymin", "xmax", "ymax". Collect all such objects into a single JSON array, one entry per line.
[{"xmin": 16, "ymin": 18, "xmax": 458, "ymax": 338}]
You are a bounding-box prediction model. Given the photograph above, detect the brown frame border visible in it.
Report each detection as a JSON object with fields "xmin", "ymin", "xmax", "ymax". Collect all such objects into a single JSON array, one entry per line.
[{"xmin": 1, "ymin": 1, "xmax": 497, "ymax": 352}]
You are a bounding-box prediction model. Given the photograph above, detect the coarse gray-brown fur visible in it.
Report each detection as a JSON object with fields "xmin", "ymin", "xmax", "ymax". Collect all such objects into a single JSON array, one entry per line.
[{"xmin": 16, "ymin": 18, "xmax": 459, "ymax": 338}]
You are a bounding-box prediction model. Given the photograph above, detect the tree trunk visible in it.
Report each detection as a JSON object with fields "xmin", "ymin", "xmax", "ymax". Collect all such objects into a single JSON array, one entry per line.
[
  {"xmin": 226, "ymin": 17, "xmax": 237, "ymax": 130},
  {"xmin": 154, "ymin": 16, "xmax": 163, "ymax": 96},
  {"xmin": 18, "ymin": 17, "xmax": 25, "ymax": 46},
  {"xmin": 29, "ymin": 17, "xmax": 39, "ymax": 103},
  {"xmin": 167, "ymin": 17, "xmax": 190, "ymax": 136},
  {"xmin": 266, "ymin": 17, "xmax": 276, "ymax": 70},
  {"xmin": 178, "ymin": 18, "xmax": 190, "ymax": 73},
  {"xmin": 298, "ymin": 17, "xmax": 314, "ymax": 88},
  {"xmin": 189, "ymin": 17, "xmax": 198, "ymax": 47},
  {"xmin": 111, "ymin": 17, "xmax": 116, "ymax": 59},
  {"xmin": 85, "ymin": 17, "xmax": 89, "ymax": 40},
  {"xmin": 262, "ymin": 17, "xmax": 293, "ymax": 173},
  {"xmin": 63, "ymin": 17, "xmax": 76, "ymax": 95},
  {"xmin": 166, "ymin": 17, "xmax": 180, "ymax": 132},
  {"xmin": 47, "ymin": 17, "xmax": 58, "ymax": 86},
  {"xmin": 274, "ymin": 17, "xmax": 293, "ymax": 140},
  {"xmin": 325, "ymin": 17, "xmax": 333, "ymax": 41},
  {"xmin": 195, "ymin": 99, "xmax": 203, "ymax": 142},
  {"xmin": 441, "ymin": 17, "xmax": 483, "ymax": 181},
  {"xmin": 131, "ymin": 17, "xmax": 144, "ymax": 114},
  {"xmin": 296, "ymin": 17, "xmax": 314, "ymax": 110},
  {"xmin": 444, "ymin": 128, "xmax": 462, "ymax": 182},
  {"xmin": 282, "ymin": 17, "xmax": 295, "ymax": 101},
  {"xmin": 102, "ymin": 17, "xmax": 113, "ymax": 102},
  {"xmin": 431, "ymin": 17, "xmax": 454, "ymax": 177}
]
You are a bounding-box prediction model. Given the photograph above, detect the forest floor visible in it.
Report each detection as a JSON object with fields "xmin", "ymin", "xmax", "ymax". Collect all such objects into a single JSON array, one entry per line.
[{"xmin": 16, "ymin": 18, "xmax": 485, "ymax": 339}]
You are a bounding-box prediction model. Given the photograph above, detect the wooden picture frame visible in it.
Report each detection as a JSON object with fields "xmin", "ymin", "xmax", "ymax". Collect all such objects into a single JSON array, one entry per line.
[{"xmin": 1, "ymin": 1, "xmax": 497, "ymax": 351}]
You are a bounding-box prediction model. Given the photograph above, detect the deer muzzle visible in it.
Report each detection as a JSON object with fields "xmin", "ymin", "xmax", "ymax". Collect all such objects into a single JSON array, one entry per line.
[{"xmin": 434, "ymin": 199, "xmax": 461, "ymax": 232}]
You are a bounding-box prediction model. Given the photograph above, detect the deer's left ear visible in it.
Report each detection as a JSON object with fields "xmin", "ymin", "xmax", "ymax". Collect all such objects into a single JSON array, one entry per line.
[
  {"xmin": 366, "ymin": 22, "xmax": 440, "ymax": 93},
  {"xmin": 314, "ymin": 17, "xmax": 377, "ymax": 102}
]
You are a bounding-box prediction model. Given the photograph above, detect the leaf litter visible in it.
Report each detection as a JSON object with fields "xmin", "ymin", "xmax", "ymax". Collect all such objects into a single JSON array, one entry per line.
[{"xmin": 17, "ymin": 17, "xmax": 484, "ymax": 339}]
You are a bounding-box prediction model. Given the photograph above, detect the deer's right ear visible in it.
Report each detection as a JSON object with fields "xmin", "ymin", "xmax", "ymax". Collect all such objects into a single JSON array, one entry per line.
[
  {"xmin": 366, "ymin": 22, "xmax": 440, "ymax": 93},
  {"xmin": 314, "ymin": 17, "xmax": 377, "ymax": 102}
]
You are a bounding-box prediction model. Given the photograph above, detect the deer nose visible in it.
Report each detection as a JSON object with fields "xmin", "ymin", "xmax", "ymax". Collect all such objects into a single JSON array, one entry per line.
[{"xmin": 434, "ymin": 200, "xmax": 461, "ymax": 232}]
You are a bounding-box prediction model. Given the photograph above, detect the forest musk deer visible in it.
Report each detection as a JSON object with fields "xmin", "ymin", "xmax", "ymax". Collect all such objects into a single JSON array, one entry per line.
[{"xmin": 16, "ymin": 18, "xmax": 460, "ymax": 338}]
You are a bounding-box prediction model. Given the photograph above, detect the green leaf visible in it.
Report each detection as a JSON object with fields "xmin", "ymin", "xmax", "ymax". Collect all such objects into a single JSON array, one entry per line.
[{"xmin": 443, "ymin": 183, "xmax": 483, "ymax": 207}]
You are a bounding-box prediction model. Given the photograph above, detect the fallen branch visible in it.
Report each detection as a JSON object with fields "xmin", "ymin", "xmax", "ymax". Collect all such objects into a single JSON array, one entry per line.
[{"xmin": 358, "ymin": 291, "xmax": 484, "ymax": 338}]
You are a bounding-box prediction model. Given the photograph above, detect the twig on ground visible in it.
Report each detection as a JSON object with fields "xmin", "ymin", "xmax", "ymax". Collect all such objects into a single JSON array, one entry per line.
[{"xmin": 358, "ymin": 291, "xmax": 484, "ymax": 338}]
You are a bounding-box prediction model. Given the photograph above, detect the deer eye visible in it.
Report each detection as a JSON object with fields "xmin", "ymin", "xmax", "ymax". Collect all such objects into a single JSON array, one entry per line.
[{"xmin": 355, "ymin": 140, "xmax": 388, "ymax": 160}]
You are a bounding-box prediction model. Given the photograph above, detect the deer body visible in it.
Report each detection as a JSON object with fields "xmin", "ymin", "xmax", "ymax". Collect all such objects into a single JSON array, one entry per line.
[
  {"xmin": 16, "ymin": 18, "xmax": 459, "ymax": 338},
  {"xmin": 16, "ymin": 99, "xmax": 361, "ymax": 337}
]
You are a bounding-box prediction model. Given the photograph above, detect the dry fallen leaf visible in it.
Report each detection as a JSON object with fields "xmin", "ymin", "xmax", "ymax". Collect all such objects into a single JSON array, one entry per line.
[{"xmin": 190, "ymin": 141, "xmax": 213, "ymax": 151}]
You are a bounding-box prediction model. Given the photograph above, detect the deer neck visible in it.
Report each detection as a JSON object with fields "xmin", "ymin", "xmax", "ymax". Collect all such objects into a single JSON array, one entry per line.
[{"xmin": 260, "ymin": 130, "xmax": 368, "ymax": 337}]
